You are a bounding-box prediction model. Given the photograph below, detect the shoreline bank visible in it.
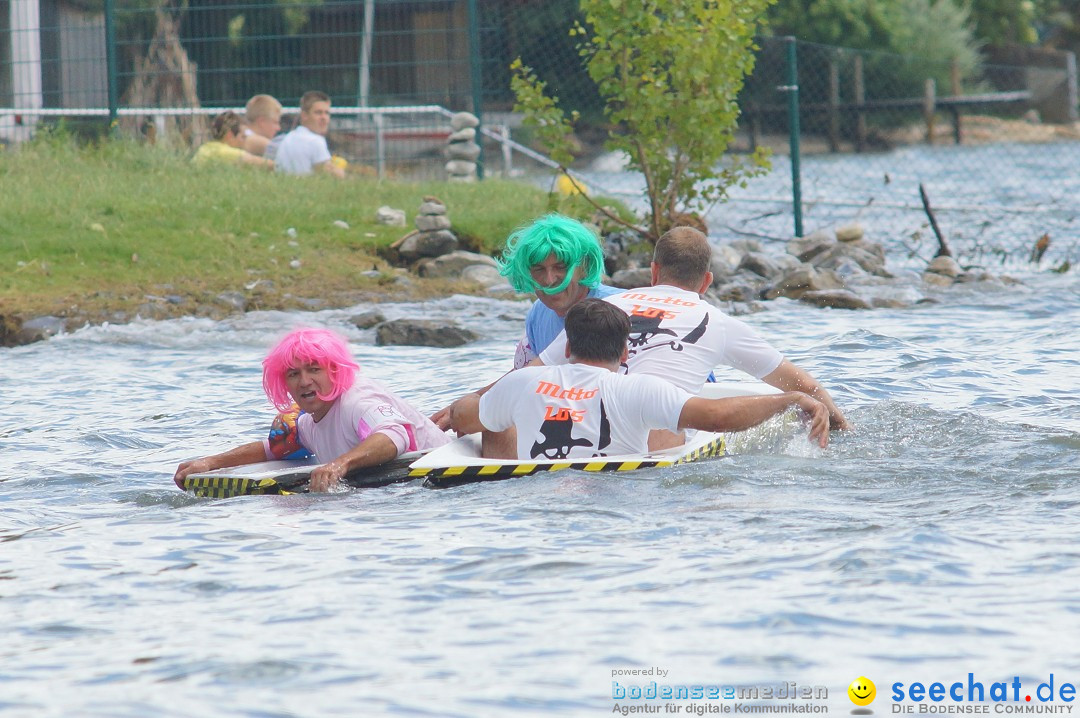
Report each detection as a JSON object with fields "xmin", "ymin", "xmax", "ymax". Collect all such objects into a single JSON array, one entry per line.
[{"xmin": 0, "ymin": 268, "xmax": 510, "ymax": 347}]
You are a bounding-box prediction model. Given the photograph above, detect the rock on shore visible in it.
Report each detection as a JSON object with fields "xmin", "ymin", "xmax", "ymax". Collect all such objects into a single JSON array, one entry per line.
[{"xmin": 375, "ymin": 319, "xmax": 480, "ymax": 348}]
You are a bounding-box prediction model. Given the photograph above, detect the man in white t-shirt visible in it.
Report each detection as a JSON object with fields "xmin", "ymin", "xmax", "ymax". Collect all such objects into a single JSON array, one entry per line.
[
  {"xmin": 449, "ymin": 299, "xmax": 830, "ymax": 460},
  {"xmin": 536, "ymin": 227, "xmax": 850, "ymax": 446},
  {"xmin": 430, "ymin": 214, "xmax": 621, "ymax": 431},
  {"xmin": 274, "ymin": 90, "xmax": 345, "ymax": 179}
]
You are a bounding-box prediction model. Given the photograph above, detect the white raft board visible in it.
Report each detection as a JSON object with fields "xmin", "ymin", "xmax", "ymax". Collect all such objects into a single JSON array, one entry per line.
[
  {"xmin": 409, "ymin": 382, "xmax": 779, "ymax": 489},
  {"xmin": 179, "ymin": 452, "xmax": 422, "ymax": 498}
]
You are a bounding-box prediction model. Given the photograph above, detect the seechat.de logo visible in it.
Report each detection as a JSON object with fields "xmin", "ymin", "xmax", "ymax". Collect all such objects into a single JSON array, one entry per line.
[{"xmin": 849, "ymin": 676, "xmax": 877, "ymax": 707}]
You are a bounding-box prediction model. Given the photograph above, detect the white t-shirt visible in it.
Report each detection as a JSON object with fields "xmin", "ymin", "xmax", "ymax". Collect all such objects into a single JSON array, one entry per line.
[
  {"xmin": 479, "ymin": 364, "xmax": 691, "ymax": 459},
  {"xmin": 539, "ymin": 285, "xmax": 783, "ymax": 393},
  {"xmin": 274, "ymin": 125, "xmax": 331, "ymax": 176},
  {"xmin": 294, "ymin": 380, "xmax": 449, "ymax": 460}
]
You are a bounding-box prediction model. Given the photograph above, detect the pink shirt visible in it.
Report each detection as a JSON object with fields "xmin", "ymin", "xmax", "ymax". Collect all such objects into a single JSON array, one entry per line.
[{"xmin": 263, "ymin": 378, "xmax": 449, "ymax": 461}]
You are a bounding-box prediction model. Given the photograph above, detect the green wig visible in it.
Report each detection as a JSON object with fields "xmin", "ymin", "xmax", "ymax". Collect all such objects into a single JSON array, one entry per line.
[{"xmin": 497, "ymin": 213, "xmax": 604, "ymax": 294}]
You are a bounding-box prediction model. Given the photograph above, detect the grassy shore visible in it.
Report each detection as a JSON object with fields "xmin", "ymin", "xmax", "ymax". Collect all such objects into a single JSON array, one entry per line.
[{"xmin": 0, "ymin": 133, "xmax": 619, "ymax": 323}]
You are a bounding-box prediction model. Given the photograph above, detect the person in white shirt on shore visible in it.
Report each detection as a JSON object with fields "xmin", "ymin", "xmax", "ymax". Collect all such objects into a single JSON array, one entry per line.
[{"xmin": 274, "ymin": 90, "xmax": 345, "ymax": 179}]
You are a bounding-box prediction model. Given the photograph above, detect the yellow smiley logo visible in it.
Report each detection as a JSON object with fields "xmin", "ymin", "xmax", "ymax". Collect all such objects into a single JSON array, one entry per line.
[{"xmin": 848, "ymin": 676, "xmax": 876, "ymax": 706}]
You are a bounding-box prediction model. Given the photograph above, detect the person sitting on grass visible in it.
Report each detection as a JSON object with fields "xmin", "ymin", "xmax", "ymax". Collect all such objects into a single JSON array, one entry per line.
[
  {"xmin": 173, "ymin": 328, "xmax": 449, "ymax": 492},
  {"xmin": 274, "ymin": 90, "xmax": 345, "ymax": 179},
  {"xmin": 241, "ymin": 94, "xmax": 282, "ymax": 157},
  {"xmin": 448, "ymin": 299, "xmax": 830, "ymax": 461},
  {"xmin": 192, "ymin": 111, "xmax": 273, "ymax": 169}
]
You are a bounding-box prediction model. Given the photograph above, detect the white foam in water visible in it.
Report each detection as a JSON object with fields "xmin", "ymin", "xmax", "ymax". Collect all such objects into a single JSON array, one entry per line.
[{"xmin": 2, "ymin": 199, "xmax": 1079, "ymax": 714}]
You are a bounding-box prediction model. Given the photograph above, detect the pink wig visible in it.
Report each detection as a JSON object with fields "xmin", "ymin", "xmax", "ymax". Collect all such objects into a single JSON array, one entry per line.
[{"xmin": 262, "ymin": 328, "xmax": 359, "ymax": 410}]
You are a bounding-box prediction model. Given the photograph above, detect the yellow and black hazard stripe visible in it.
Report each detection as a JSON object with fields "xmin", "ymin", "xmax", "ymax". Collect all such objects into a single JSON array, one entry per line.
[
  {"xmin": 182, "ymin": 437, "xmax": 731, "ymax": 496},
  {"xmin": 672, "ymin": 435, "xmax": 727, "ymax": 464},
  {"xmin": 416, "ymin": 436, "xmax": 728, "ymax": 489},
  {"xmin": 180, "ymin": 476, "xmax": 297, "ymax": 498},
  {"xmin": 180, "ymin": 467, "xmax": 414, "ymax": 499}
]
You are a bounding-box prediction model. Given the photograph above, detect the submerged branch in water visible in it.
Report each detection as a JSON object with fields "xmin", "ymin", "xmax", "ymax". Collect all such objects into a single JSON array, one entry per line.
[{"xmin": 919, "ymin": 183, "xmax": 953, "ymax": 258}]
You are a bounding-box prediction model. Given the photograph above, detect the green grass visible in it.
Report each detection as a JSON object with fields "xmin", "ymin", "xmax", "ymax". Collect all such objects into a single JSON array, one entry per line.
[{"xmin": 0, "ymin": 132, "xmax": 629, "ymax": 316}]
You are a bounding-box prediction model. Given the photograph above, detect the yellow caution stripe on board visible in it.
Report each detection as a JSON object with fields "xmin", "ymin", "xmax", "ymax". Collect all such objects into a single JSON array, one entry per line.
[
  {"xmin": 180, "ymin": 476, "xmax": 293, "ymax": 498},
  {"xmin": 414, "ymin": 447, "xmax": 725, "ymax": 487},
  {"xmin": 673, "ymin": 435, "xmax": 727, "ymax": 464}
]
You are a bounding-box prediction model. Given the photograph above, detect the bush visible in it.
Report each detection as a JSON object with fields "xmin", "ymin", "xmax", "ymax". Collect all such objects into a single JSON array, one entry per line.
[
  {"xmin": 768, "ymin": 0, "xmax": 983, "ymax": 97},
  {"xmin": 513, "ymin": 0, "xmax": 774, "ymax": 241}
]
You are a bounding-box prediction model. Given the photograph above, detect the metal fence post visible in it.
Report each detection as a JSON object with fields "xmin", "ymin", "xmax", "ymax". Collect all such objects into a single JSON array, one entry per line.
[
  {"xmin": 357, "ymin": 0, "xmax": 375, "ymax": 108},
  {"xmin": 466, "ymin": 0, "xmax": 484, "ymax": 179},
  {"xmin": 374, "ymin": 111, "xmax": 385, "ymax": 179},
  {"xmin": 783, "ymin": 36, "xmax": 803, "ymax": 238},
  {"xmin": 104, "ymin": 0, "xmax": 118, "ymax": 130},
  {"xmin": 1065, "ymin": 51, "xmax": 1078, "ymax": 122}
]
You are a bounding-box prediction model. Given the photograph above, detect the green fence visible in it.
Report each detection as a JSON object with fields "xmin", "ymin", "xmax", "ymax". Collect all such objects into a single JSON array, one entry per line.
[
  {"xmin": 2, "ymin": 2, "xmax": 1077, "ymax": 264},
  {"xmin": 733, "ymin": 36, "xmax": 1078, "ymax": 267}
]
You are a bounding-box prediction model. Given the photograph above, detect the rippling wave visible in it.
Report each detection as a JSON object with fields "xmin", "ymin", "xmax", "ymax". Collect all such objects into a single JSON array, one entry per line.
[{"xmin": 1, "ymin": 258, "xmax": 1077, "ymax": 715}]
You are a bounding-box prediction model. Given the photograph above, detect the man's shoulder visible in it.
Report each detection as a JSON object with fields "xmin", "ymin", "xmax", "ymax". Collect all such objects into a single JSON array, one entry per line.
[
  {"xmin": 282, "ymin": 126, "xmax": 322, "ymax": 144},
  {"xmin": 524, "ymin": 298, "xmax": 551, "ymax": 324},
  {"xmin": 602, "ymin": 370, "xmax": 667, "ymax": 391},
  {"xmin": 592, "ymin": 284, "xmax": 623, "ymax": 298},
  {"xmin": 488, "ymin": 365, "xmax": 540, "ymax": 397},
  {"xmin": 602, "ymin": 371, "xmax": 692, "ymax": 407}
]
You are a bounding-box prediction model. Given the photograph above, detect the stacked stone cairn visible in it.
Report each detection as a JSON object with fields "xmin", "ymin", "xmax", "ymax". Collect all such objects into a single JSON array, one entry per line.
[
  {"xmin": 445, "ymin": 112, "xmax": 480, "ymax": 182},
  {"xmin": 369, "ymin": 192, "xmax": 514, "ymax": 349},
  {"xmin": 388, "ymin": 195, "xmax": 517, "ymax": 298},
  {"xmin": 396, "ymin": 196, "xmax": 458, "ymax": 262}
]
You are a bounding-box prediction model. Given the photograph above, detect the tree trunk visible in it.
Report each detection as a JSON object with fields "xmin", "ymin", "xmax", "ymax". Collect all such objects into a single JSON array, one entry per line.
[{"xmin": 121, "ymin": 6, "xmax": 206, "ymax": 147}]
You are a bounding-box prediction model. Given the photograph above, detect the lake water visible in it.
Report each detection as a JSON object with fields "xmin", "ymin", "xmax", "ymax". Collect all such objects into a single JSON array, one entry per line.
[
  {"xmin": 583, "ymin": 140, "xmax": 1080, "ymax": 269},
  {"xmin": 3, "ymin": 157, "xmax": 1079, "ymax": 716}
]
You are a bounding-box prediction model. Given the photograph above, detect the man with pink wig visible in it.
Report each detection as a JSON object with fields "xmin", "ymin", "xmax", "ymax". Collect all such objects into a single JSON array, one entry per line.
[{"xmin": 174, "ymin": 328, "xmax": 448, "ymax": 492}]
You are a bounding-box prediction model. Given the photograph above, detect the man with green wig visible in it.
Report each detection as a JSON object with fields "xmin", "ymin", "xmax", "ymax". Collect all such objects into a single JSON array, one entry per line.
[
  {"xmin": 431, "ymin": 214, "xmax": 619, "ymax": 431},
  {"xmin": 500, "ymin": 213, "xmax": 622, "ymax": 369}
]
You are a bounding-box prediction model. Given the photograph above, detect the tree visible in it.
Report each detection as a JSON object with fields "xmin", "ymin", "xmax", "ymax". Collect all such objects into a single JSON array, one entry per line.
[
  {"xmin": 767, "ymin": 0, "xmax": 899, "ymax": 50},
  {"xmin": 767, "ymin": 0, "xmax": 982, "ymax": 99},
  {"xmin": 512, "ymin": 0, "xmax": 774, "ymax": 242},
  {"xmin": 966, "ymin": 0, "xmax": 1043, "ymax": 45}
]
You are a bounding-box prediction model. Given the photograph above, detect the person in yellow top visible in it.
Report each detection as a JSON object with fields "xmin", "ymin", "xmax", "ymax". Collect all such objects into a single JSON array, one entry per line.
[{"xmin": 193, "ymin": 111, "xmax": 273, "ymax": 169}]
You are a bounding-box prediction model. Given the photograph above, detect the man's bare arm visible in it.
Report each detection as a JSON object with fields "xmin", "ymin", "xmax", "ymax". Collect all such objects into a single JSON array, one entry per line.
[
  {"xmin": 309, "ymin": 433, "xmax": 399, "ymax": 492},
  {"xmin": 678, "ymin": 391, "xmax": 830, "ymax": 448},
  {"xmin": 173, "ymin": 440, "xmax": 267, "ymax": 487},
  {"xmin": 760, "ymin": 359, "xmax": 850, "ymax": 431}
]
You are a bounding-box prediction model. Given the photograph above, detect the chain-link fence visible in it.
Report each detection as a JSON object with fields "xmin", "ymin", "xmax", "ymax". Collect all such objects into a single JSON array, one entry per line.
[
  {"xmin": 1, "ymin": 0, "xmax": 508, "ymax": 177},
  {"xmin": 2, "ymin": 2, "xmax": 1076, "ymax": 265},
  {"xmin": 729, "ymin": 36, "xmax": 1079, "ymax": 269}
]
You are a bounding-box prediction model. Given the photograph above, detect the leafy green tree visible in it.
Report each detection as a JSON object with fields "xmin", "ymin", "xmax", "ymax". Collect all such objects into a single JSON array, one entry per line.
[
  {"xmin": 768, "ymin": 0, "xmax": 900, "ymax": 50},
  {"xmin": 1042, "ymin": 1, "xmax": 1080, "ymax": 49},
  {"xmin": 513, "ymin": 0, "xmax": 774, "ymax": 241},
  {"xmin": 966, "ymin": 0, "xmax": 1042, "ymax": 45},
  {"xmin": 889, "ymin": 0, "xmax": 982, "ymax": 91},
  {"xmin": 768, "ymin": 0, "xmax": 982, "ymax": 97}
]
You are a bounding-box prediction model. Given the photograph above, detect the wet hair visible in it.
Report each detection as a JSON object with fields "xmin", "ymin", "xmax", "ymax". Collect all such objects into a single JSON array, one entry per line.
[
  {"xmin": 564, "ymin": 298, "xmax": 630, "ymax": 363},
  {"xmin": 300, "ymin": 90, "xmax": 331, "ymax": 113},
  {"xmin": 245, "ymin": 94, "xmax": 282, "ymax": 122},
  {"xmin": 497, "ymin": 213, "xmax": 604, "ymax": 295},
  {"xmin": 262, "ymin": 328, "xmax": 359, "ymax": 411},
  {"xmin": 653, "ymin": 226, "xmax": 712, "ymax": 288},
  {"xmin": 209, "ymin": 111, "xmax": 243, "ymax": 141}
]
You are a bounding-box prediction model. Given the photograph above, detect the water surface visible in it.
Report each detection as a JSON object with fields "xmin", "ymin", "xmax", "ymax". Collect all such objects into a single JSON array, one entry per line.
[{"xmin": 3, "ymin": 274, "xmax": 1077, "ymax": 716}]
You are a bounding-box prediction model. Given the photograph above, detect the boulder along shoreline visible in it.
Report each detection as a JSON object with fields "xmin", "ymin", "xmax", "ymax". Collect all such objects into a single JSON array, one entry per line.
[{"xmin": 1, "ymin": 221, "xmax": 1020, "ymax": 349}]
